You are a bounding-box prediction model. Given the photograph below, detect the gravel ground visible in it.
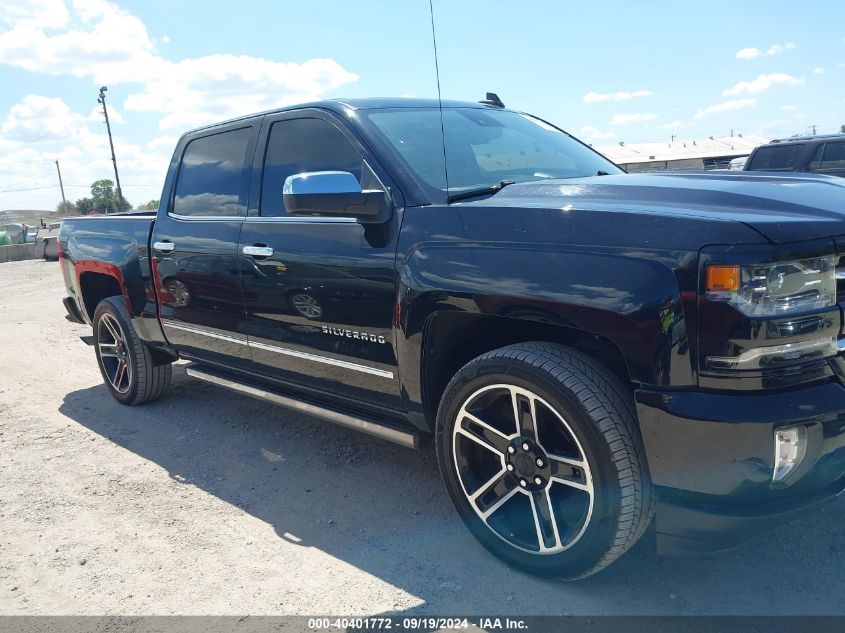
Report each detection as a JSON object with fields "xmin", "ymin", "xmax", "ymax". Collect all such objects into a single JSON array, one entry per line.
[{"xmin": 0, "ymin": 258, "xmax": 844, "ymax": 616}]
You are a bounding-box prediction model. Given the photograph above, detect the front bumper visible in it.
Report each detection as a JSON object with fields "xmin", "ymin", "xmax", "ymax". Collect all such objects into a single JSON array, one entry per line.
[{"xmin": 636, "ymin": 381, "xmax": 845, "ymax": 553}]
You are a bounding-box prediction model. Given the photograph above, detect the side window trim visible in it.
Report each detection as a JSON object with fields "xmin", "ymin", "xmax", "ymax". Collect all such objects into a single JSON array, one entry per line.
[
  {"xmin": 167, "ymin": 122, "xmax": 258, "ymax": 220},
  {"xmin": 808, "ymin": 143, "xmax": 825, "ymax": 172}
]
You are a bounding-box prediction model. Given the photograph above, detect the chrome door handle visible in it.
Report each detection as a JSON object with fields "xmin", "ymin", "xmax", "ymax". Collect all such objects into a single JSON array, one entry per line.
[
  {"xmin": 242, "ymin": 245, "xmax": 274, "ymax": 257},
  {"xmin": 153, "ymin": 241, "xmax": 175, "ymax": 253}
]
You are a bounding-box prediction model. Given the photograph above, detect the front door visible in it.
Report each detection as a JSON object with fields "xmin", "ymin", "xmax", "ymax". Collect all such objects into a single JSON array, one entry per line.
[
  {"xmin": 238, "ymin": 111, "xmax": 401, "ymax": 409},
  {"xmin": 152, "ymin": 122, "xmax": 257, "ymax": 368}
]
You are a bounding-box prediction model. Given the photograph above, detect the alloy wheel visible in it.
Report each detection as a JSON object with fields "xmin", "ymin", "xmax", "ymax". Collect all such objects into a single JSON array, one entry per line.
[
  {"xmin": 97, "ymin": 313, "xmax": 133, "ymax": 394},
  {"xmin": 451, "ymin": 384, "xmax": 594, "ymax": 554}
]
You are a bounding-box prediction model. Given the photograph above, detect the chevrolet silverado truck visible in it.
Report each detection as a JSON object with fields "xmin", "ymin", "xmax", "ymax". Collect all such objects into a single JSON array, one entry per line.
[{"xmin": 59, "ymin": 97, "xmax": 845, "ymax": 579}]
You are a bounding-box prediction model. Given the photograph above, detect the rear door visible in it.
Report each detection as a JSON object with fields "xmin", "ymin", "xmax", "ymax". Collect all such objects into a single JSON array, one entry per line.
[
  {"xmin": 152, "ymin": 121, "xmax": 258, "ymax": 368},
  {"xmin": 238, "ymin": 109, "xmax": 402, "ymax": 409}
]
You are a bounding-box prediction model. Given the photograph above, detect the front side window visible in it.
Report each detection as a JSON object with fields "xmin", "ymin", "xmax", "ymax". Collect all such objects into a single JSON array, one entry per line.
[
  {"xmin": 747, "ymin": 144, "xmax": 804, "ymax": 171},
  {"xmin": 172, "ymin": 127, "xmax": 251, "ymax": 217},
  {"xmin": 362, "ymin": 107, "xmax": 621, "ymax": 199},
  {"xmin": 261, "ymin": 118, "xmax": 363, "ymax": 216}
]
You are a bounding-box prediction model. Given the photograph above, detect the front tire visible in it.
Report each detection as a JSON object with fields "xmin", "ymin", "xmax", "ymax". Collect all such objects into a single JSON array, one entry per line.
[
  {"xmin": 93, "ymin": 296, "xmax": 172, "ymax": 405},
  {"xmin": 436, "ymin": 342, "xmax": 653, "ymax": 579}
]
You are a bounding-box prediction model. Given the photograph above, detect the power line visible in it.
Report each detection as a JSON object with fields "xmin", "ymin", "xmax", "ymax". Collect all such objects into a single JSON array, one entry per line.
[
  {"xmin": 0, "ymin": 185, "xmax": 59, "ymax": 194},
  {"xmin": 0, "ymin": 159, "xmax": 56, "ymax": 167}
]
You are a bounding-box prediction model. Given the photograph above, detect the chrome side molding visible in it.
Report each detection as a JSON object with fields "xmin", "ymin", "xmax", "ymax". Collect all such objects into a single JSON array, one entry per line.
[
  {"xmin": 186, "ymin": 366, "xmax": 419, "ymax": 449},
  {"xmin": 160, "ymin": 319, "xmax": 393, "ymax": 379}
]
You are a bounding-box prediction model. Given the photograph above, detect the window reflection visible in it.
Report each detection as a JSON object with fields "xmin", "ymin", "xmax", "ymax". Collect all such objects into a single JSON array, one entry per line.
[
  {"xmin": 173, "ymin": 127, "xmax": 251, "ymax": 217},
  {"xmin": 261, "ymin": 118, "xmax": 363, "ymax": 217}
]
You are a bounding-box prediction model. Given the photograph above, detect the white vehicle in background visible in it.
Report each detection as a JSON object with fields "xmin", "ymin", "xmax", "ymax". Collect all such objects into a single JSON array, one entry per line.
[{"xmin": 728, "ymin": 156, "xmax": 748, "ymax": 171}]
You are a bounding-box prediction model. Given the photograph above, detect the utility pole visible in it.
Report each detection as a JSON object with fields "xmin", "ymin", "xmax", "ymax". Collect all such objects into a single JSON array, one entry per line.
[
  {"xmin": 97, "ymin": 86, "xmax": 122, "ymax": 213},
  {"xmin": 55, "ymin": 160, "xmax": 66, "ymax": 207}
]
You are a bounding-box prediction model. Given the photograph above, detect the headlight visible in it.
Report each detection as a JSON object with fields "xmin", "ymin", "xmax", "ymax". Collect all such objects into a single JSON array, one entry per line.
[{"xmin": 706, "ymin": 255, "xmax": 836, "ymax": 316}]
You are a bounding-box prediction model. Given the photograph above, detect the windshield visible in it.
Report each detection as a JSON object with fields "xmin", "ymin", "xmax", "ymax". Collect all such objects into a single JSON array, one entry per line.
[{"xmin": 362, "ymin": 107, "xmax": 622, "ymax": 202}]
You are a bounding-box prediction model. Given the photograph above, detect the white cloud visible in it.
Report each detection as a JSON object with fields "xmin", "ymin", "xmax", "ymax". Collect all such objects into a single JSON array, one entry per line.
[
  {"xmin": 583, "ymin": 89, "xmax": 652, "ymax": 103},
  {"xmin": 1, "ymin": 94, "xmax": 82, "ymax": 142},
  {"xmin": 813, "ymin": 67, "xmax": 825, "ymax": 75},
  {"xmin": 0, "ymin": 0, "xmax": 359, "ymax": 130},
  {"xmin": 754, "ymin": 118, "xmax": 790, "ymax": 135},
  {"xmin": 661, "ymin": 120, "xmax": 683, "ymax": 130},
  {"xmin": 0, "ymin": 0, "xmax": 69, "ymax": 29},
  {"xmin": 779, "ymin": 105, "xmax": 800, "ymax": 112},
  {"xmin": 610, "ymin": 113, "xmax": 657, "ymax": 125},
  {"xmin": 85, "ymin": 103, "xmax": 124, "ymax": 125},
  {"xmin": 125, "ymin": 56, "xmax": 358, "ymax": 129},
  {"xmin": 161, "ymin": 34, "xmax": 170, "ymax": 44},
  {"xmin": 722, "ymin": 73, "xmax": 805, "ymax": 96},
  {"xmin": 736, "ymin": 42, "xmax": 795, "ymax": 59},
  {"xmin": 736, "ymin": 47, "xmax": 761, "ymax": 59},
  {"xmin": 0, "ymin": 95, "xmax": 173, "ymax": 210},
  {"xmin": 147, "ymin": 135, "xmax": 178, "ymax": 152},
  {"xmin": 579, "ymin": 125, "xmax": 615, "ymax": 140},
  {"xmin": 694, "ymin": 99, "xmax": 757, "ymax": 119}
]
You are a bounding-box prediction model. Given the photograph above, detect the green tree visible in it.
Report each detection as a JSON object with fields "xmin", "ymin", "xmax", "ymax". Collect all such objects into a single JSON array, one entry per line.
[
  {"xmin": 841, "ymin": 124, "xmax": 845, "ymax": 133},
  {"xmin": 74, "ymin": 197, "xmax": 95, "ymax": 214},
  {"xmin": 137, "ymin": 199, "xmax": 160, "ymax": 211},
  {"xmin": 90, "ymin": 179, "xmax": 117, "ymax": 213},
  {"xmin": 55, "ymin": 201, "xmax": 76, "ymax": 215}
]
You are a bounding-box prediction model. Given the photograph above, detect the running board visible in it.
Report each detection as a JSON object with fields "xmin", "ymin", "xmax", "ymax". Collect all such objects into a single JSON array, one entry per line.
[{"xmin": 186, "ymin": 366, "xmax": 421, "ymax": 450}]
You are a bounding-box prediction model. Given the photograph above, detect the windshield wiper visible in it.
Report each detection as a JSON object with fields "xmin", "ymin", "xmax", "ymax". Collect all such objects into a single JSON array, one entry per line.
[{"xmin": 447, "ymin": 180, "xmax": 515, "ymax": 203}]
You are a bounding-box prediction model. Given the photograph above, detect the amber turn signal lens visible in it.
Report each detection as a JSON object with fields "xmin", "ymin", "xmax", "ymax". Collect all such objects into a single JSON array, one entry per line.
[{"xmin": 706, "ymin": 265, "xmax": 740, "ymax": 292}]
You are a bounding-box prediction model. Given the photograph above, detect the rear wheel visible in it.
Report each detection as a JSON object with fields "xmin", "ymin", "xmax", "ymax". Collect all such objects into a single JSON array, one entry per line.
[
  {"xmin": 436, "ymin": 342, "xmax": 653, "ymax": 579},
  {"xmin": 93, "ymin": 296, "xmax": 172, "ymax": 405}
]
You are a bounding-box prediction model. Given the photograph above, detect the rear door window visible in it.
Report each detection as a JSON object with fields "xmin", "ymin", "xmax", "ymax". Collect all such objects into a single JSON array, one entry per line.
[
  {"xmin": 172, "ymin": 127, "xmax": 252, "ymax": 217},
  {"xmin": 747, "ymin": 144, "xmax": 804, "ymax": 171}
]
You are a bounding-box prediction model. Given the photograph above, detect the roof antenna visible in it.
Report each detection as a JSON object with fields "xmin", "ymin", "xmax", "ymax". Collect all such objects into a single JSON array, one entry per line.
[
  {"xmin": 480, "ymin": 92, "xmax": 505, "ymax": 108},
  {"xmin": 428, "ymin": 0, "xmax": 450, "ymax": 196}
]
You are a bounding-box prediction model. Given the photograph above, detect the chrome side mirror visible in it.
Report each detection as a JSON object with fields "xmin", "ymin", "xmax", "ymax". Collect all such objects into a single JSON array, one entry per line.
[{"xmin": 282, "ymin": 171, "xmax": 390, "ymax": 223}]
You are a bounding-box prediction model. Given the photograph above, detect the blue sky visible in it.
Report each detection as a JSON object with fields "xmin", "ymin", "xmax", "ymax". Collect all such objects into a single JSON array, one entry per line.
[{"xmin": 1, "ymin": 0, "xmax": 843, "ymax": 210}]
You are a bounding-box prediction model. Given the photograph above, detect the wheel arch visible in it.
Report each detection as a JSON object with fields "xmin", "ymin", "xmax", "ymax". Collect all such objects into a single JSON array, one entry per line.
[
  {"xmin": 419, "ymin": 311, "xmax": 632, "ymax": 432},
  {"xmin": 78, "ymin": 269, "xmax": 126, "ymax": 321}
]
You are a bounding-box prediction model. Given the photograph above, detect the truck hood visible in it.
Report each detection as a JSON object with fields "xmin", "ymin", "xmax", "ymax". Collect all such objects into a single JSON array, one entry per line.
[{"xmin": 487, "ymin": 171, "xmax": 845, "ymax": 244}]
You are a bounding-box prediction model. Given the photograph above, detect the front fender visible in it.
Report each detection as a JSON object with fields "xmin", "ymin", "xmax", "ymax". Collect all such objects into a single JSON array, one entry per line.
[{"xmin": 398, "ymin": 243, "xmax": 694, "ymax": 390}]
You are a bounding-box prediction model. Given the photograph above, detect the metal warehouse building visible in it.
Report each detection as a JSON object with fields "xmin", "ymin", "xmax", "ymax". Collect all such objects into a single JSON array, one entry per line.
[{"xmin": 594, "ymin": 134, "xmax": 768, "ymax": 172}]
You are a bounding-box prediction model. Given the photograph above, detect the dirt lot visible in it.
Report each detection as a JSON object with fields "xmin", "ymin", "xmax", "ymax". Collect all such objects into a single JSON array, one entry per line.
[{"xmin": 1, "ymin": 259, "xmax": 844, "ymax": 616}]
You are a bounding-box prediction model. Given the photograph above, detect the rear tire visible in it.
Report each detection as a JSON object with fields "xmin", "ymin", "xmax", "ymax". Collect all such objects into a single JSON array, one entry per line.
[
  {"xmin": 93, "ymin": 296, "xmax": 172, "ymax": 405},
  {"xmin": 435, "ymin": 342, "xmax": 653, "ymax": 579}
]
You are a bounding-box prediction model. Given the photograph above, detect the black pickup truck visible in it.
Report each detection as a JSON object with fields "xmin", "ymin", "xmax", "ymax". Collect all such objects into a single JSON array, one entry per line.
[
  {"xmin": 59, "ymin": 97, "xmax": 845, "ymax": 579},
  {"xmin": 745, "ymin": 133, "xmax": 845, "ymax": 179}
]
